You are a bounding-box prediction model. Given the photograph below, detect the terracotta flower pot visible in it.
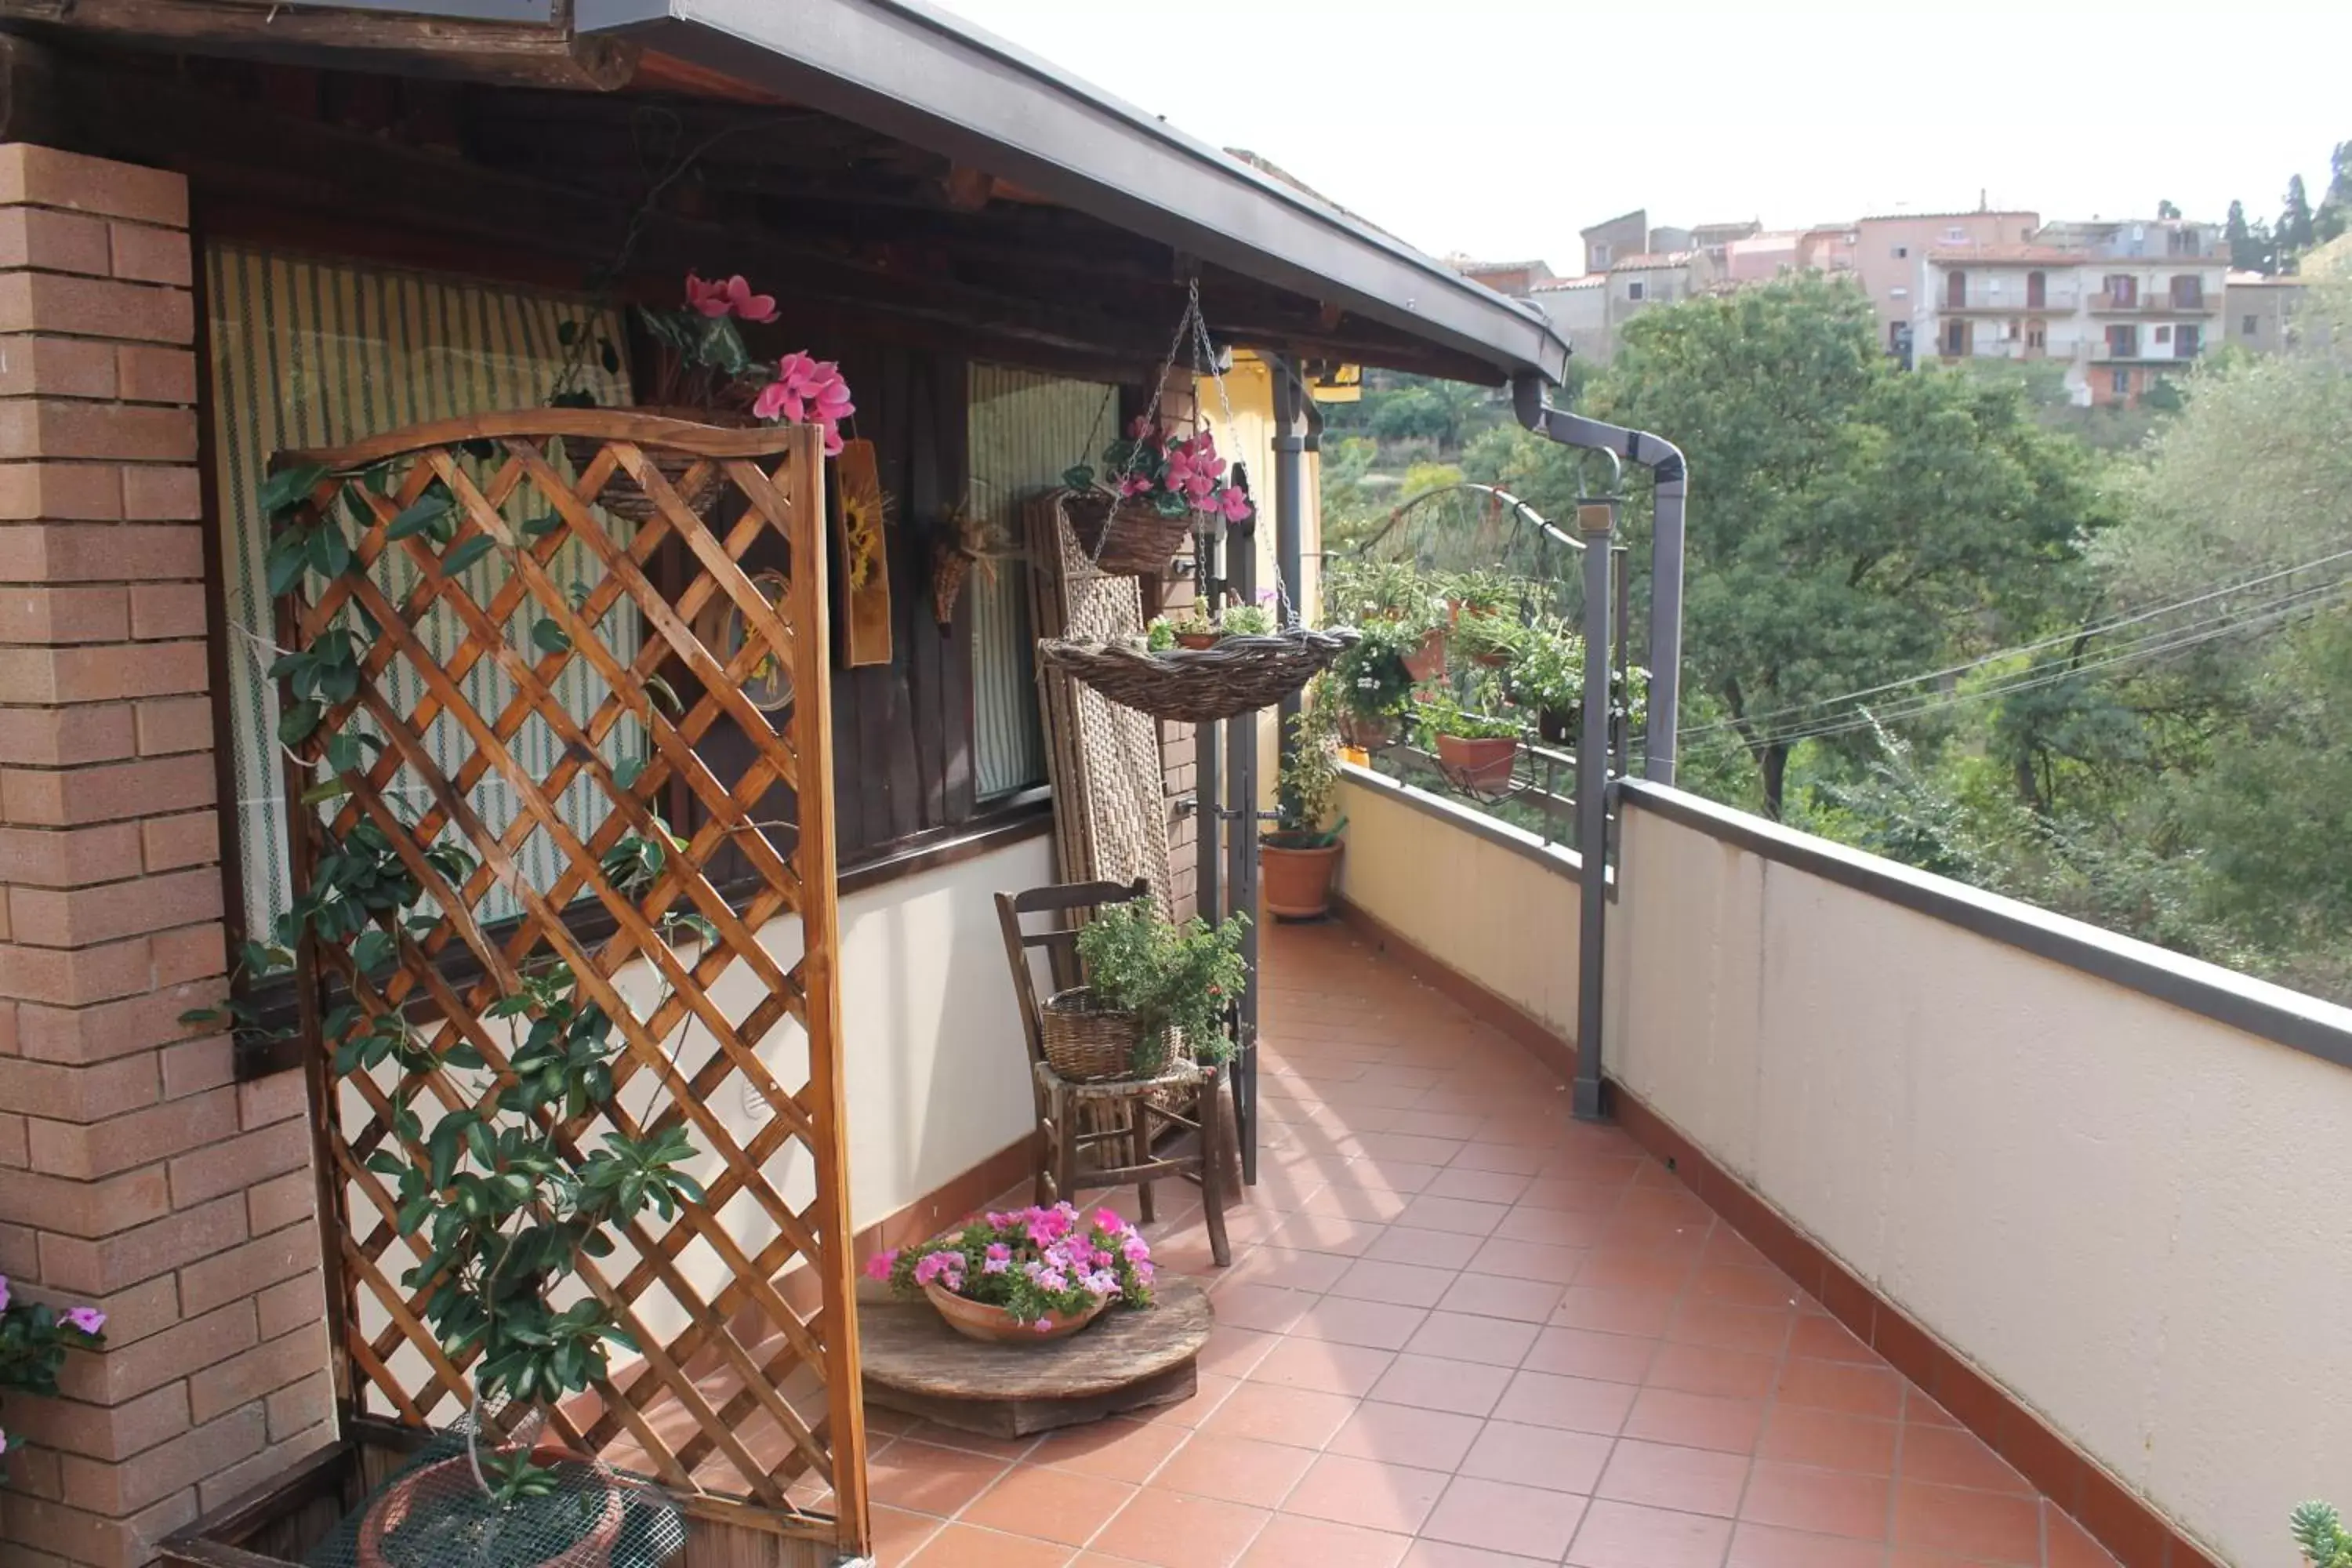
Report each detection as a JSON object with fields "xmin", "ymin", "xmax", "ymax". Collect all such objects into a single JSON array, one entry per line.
[
  {"xmin": 1400, "ymin": 626, "xmax": 1447, "ymax": 683},
  {"xmin": 923, "ymin": 1280, "xmax": 1109, "ymax": 1345},
  {"xmin": 1174, "ymin": 631, "xmax": 1220, "ymax": 650},
  {"xmin": 358, "ymin": 1451, "xmax": 624, "ymax": 1568},
  {"xmin": 1261, "ymin": 840, "xmax": 1342, "ymax": 920},
  {"xmin": 1436, "ymin": 732, "xmax": 1518, "ymax": 793},
  {"xmin": 1339, "ymin": 711, "xmax": 1395, "ymax": 750}
]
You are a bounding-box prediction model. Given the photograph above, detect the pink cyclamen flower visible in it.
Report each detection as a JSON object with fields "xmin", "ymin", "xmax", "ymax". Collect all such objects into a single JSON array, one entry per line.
[
  {"xmin": 62, "ymin": 1306, "xmax": 104, "ymax": 1335},
  {"xmin": 685, "ymin": 272, "xmax": 729, "ymax": 316},
  {"xmin": 1129, "ymin": 416, "xmax": 1152, "ymax": 440},
  {"xmin": 1219, "ymin": 486, "xmax": 1254, "ymax": 523}
]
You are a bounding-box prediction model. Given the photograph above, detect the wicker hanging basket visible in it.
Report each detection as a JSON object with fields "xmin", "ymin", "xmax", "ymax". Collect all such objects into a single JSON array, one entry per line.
[
  {"xmin": 564, "ymin": 406, "xmax": 756, "ymax": 523},
  {"xmin": 1057, "ymin": 489, "xmax": 1196, "ymax": 576},
  {"xmin": 1040, "ymin": 988, "xmax": 1169, "ymax": 1081},
  {"xmin": 1038, "ymin": 628, "xmax": 1360, "ymax": 724}
]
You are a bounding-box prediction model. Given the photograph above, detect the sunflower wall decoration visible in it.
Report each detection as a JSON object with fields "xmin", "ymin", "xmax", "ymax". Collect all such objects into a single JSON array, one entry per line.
[{"xmin": 833, "ymin": 437, "xmax": 894, "ymax": 667}]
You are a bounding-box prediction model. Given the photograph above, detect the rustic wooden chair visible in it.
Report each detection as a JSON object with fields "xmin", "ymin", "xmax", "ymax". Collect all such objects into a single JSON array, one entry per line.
[{"xmin": 993, "ymin": 879, "xmax": 1232, "ymax": 1268}]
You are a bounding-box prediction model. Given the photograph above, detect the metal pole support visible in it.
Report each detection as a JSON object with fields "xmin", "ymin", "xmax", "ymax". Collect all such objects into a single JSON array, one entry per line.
[{"xmin": 1573, "ymin": 501, "xmax": 1614, "ymax": 1122}]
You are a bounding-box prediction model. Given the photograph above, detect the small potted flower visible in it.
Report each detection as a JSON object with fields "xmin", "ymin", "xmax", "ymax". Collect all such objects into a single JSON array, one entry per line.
[
  {"xmin": 866, "ymin": 1203, "xmax": 1154, "ymax": 1344},
  {"xmin": 2, "ymin": 1276, "xmax": 107, "ymax": 1472},
  {"xmin": 1330, "ymin": 618, "xmax": 1419, "ymax": 750},
  {"xmin": 1328, "ymin": 560, "xmax": 1446, "ymax": 681},
  {"xmin": 1416, "ymin": 686, "xmax": 1523, "ymax": 793},
  {"xmin": 1147, "ymin": 606, "xmax": 1220, "ymax": 650},
  {"xmin": 1062, "ymin": 419, "xmax": 1254, "ymax": 575},
  {"xmin": 1261, "ymin": 680, "xmax": 1346, "ymax": 918},
  {"xmin": 559, "ymin": 270, "xmax": 854, "ymax": 521},
  {"xmin": 1216, "ymin": 599, "xmax": 1277, "ymax": 638}
]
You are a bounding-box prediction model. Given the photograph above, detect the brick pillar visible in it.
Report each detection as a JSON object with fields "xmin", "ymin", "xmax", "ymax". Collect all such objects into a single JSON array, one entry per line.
[{"xmin": 0, "ymin": 145, "xmax": 333, "ymax": 1568}]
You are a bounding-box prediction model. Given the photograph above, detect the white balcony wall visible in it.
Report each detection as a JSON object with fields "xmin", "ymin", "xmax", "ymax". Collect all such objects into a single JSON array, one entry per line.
[{"xmin": 1603, "ymin": 786, "xmax": 2352, "ymax": 1567}]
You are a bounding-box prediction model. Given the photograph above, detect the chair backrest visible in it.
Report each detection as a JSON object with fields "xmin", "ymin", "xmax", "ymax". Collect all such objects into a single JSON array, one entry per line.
[{"xmin": 993, "ymin": 878, "xmax": 1151, "ymax": 1067}]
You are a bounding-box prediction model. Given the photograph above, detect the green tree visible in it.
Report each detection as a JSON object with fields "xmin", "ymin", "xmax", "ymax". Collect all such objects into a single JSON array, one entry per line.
[
  {"xmin": 2281, "ymin": 174, "xmax": 2318, "ymax": 259},
  {"xmin": 2225, "ymin": 199, "xmax": 2275, "ymax": 274},
  {"xmin": 1586, "ymin": 274, "xmax": 2100, "ymax": 816},
  {"xmin": 2318, "ymin": 140, "xmax": 2352, "ymax": 244}
]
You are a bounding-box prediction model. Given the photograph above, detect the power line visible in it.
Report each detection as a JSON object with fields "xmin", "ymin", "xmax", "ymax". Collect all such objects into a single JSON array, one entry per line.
[
  {"xmin": 1682, "ymin": 575, "xmax": 2352, "ymax": 763},
  {"xmin": 1670, "ymin": 543, "xmax": 2352, "ymax": 747}
]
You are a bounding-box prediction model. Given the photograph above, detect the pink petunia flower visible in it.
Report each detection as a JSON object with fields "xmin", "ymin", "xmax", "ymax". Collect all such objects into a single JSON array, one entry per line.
[
  {"xmin": 862, "ymin": 1249, "xmax": 898, "ymax": 1281},
  {"xmin": 0, "ymin": 1274, "xmax": 10, "ymax": 1312},
  {"xmin": 62, "ymin": 1306, "xmax": 104, "ymax": 1335}
]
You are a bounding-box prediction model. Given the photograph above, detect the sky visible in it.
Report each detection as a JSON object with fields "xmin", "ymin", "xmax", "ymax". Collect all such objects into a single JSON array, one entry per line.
[{"xmin": 933, "ymin": 0, "xmax": 2350, "ymax": 272}]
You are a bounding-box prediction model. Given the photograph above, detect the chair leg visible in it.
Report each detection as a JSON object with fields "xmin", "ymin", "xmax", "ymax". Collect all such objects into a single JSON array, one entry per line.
[
  {"xmin": 1034, "ymin": 1116, "xmax": 1056, "ymax": 1207},
  {"xmin": 1199, "ymin": 1076, "xmax": 1231, "ymax": 1268},
  {"xmin": 1134, "ymin": 1098, "xmax": 1155, "ymax": 1225}
]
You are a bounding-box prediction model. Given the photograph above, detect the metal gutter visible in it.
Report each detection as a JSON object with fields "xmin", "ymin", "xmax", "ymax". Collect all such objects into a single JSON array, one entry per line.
[{"xmin": 582, "ymin": 0, "xmax": 1570, "ymax": 383}]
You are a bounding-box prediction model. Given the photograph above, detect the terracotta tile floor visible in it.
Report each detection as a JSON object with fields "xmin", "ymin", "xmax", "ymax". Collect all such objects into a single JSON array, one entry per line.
[{"xmin": 867, "ymin": 920, "xmax": 2117, "ymax": 1567}]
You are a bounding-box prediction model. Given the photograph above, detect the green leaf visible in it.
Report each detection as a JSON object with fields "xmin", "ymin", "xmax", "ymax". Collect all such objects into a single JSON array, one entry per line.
[
  {"xmin": 531, "ymin": 619, "xmax": 572, "ymax": 655},
  {"xmin": 643, "ymin": 673, "xmax": 682, "ymax": 717},
  {"xmin": 438, "ymin": 534, "xmax": 499, "ymax": 578},
  {"xmin": 351, "ymin": 927, "xmax": 396, "ymax": 975},
  {"xmin": 278, "ymin": 700, "xmax": 323, "ymax": 747},
  {"xmin": 299, "ymin": 777, "xmax": 351, "ymax": 805},
  {"xmin": 521, "ymin": 513, "xmax": 565, "ymax": 539},
  {"xmin": 266, "ymin": 533, "xmax": 310, "ymax": 597},
  {"xmin": 258, "ymin": 463, "xmax": 329, "ymax": 517},
  {"xmin": 612, "ymin": 755, "xmax": 648, "ymax": 790},
  {"xmin": 1062, "ymin": 464, "xmax": 1096, "ymax": 491},
  {"xmin": 384, "ymin": 494, "xmax": 450, "ymax": 543},
  {"xmin": 324, "ymin": 731, "xmax": 361, "ymax": 774}
]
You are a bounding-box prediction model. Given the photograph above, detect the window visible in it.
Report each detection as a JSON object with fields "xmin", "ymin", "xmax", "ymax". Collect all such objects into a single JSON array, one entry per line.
[
  {"xmin": 2244, "ymin": 313, "xmax": 2259, "ymax": 336},
  {"xmin": 2155, "ymin": 325, "xmax": 2172, "ymax": 343},
  {"xmin": 2102, "ymin": 274, "xmax": 2138, "ymax": 307},
  {"xmin": 1942, "ymin": 319, "xmax": 1967, "ymax": 355},
  {"xmin": 2027, "ymin": 321, "xmax": 2046, "ymax": 350},
  {"xmin": 2176, "ymin": 324, "xmax": 2201, "ymax": 358},
  {"xmin": 204, "ymin": 245, "xmax": 640, "ymax": 931},
  {"xmin": 1890, "ymin": 285, "xmax": 1908, "ymax": 298},
  {"xmin": 967, "ymin": 365, "xmax": 1111, "ymax": 798},
  {"xmin": 1590, "ymin": 243, "xmax": 1612, "ymax": 268},
  {"xmin": 2111, "ymin": 369, "xmax": 2129, "ymax": 395},
  {"xmin": 2004, "ymin": 318, "xmax": 2020, "ymax": 341},
  {"xmin": 1944, "ymin": 227, "xmax": 1966, "ymax": 243},
  {"xmin": 2107, "ymin": 324, "xmax": 2140, "ymax": 358},
  {"xmin": 2169, "ymin": 275, "xmax": 2203, "ymax": 309},
  {"xmin": 1627, "ymin": 279, "xmax": 1645, "ymax": 301},
  {"xmin": 1893, "ymin": 245, "xmax": 1908, "ymax": 259},
  {"xmin": 2020, "ymin": 227, "xmax": 2033, "ymax": 241}
]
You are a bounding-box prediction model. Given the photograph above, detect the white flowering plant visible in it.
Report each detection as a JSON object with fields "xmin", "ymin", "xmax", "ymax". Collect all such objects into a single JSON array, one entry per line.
[{"xmin": 865, "ymin": 1203, "xmax": 1154, "ymax": 1329}]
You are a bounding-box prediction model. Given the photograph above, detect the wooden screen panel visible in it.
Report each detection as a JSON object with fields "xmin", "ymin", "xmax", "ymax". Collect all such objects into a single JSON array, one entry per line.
[{"xmin": 270, "ymin": 411, "xmax": 866, "ymax": 1557}]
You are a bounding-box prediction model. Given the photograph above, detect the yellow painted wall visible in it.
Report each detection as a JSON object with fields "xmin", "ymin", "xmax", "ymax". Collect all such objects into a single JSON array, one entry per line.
[{"xmin": 1334, "ymin": 770, "xmax": 1584, "ymax": 1039}]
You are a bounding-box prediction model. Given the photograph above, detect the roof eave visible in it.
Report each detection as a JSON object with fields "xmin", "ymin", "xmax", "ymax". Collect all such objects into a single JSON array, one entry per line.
[{"xmin": 581, "ymin": 0, "xmax": 1569, "ymax": 384}]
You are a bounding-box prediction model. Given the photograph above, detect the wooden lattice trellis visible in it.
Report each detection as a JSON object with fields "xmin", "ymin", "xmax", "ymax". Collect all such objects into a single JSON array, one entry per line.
[{"xmin": 268, "ymin": 411, "xmax": 865, "ymax": 1558}]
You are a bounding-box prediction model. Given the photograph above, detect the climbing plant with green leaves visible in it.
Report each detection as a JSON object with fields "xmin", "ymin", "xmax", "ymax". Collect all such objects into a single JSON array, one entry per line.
[{"xmin": 188, "ymin": 456, "xmax": 713, "ymax": 1504}]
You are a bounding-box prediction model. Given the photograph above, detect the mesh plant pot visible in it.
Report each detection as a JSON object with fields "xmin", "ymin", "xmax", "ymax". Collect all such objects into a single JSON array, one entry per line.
[
  {"xmin": 1057, "ymin": 489, "xmax": 1196, "ymax": 576},
  {"xmin": 563, "ymin": 406, "xmax": 755, "ymax": 523},
  {"xmin": 354, "ymin": 1452, "xmax": 626, "ymax": 1568},
  {"xmin": 1040, "ymin": 988, "xmax": 1166, "ymax": 1081},
  {"xmin": 1436, "ymin": 733, "xmax": 1519, "ymax": 793}
]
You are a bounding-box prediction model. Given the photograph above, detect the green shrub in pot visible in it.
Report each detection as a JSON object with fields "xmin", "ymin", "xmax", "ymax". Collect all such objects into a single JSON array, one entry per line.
[{"xmin": 1074, "ymin": 902, "xmax": 1250, "ymax": 1077}]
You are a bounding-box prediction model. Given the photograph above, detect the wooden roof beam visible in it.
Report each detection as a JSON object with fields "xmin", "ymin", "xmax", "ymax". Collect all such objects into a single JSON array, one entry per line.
[{"xmin": 0, "ymin": 0, "xmax": 640, "ymax": 91}]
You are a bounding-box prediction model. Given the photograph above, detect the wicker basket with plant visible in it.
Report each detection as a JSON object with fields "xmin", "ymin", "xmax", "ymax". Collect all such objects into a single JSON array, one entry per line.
[{"xmin": 1038, "ymin": 902, "xmax": 1248, "ymax": 1082}]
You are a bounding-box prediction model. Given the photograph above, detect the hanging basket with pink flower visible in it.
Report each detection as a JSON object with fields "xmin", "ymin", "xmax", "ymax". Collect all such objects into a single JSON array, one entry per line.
[
  {"xmin": 558, "ymin": 271, "xmax": 854, "ymax": 522},
  {"xmin": 1059, "ymin": 419, "xmax": 1255, "ymax": 576},
  {"xmin": 866, "ymin": 1203, "xmax": 1155, "ymax": 1345}
]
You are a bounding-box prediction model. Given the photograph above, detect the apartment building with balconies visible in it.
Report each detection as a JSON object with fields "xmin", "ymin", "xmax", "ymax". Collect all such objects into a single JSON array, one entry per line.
[{"xmin": 1918, "ymin": 216, "xmax": 2228, "ymax": 406}]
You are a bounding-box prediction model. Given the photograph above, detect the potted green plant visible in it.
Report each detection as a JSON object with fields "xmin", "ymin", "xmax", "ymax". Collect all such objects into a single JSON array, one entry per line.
[
  {"xmin": 2294, "ymin": 1502, "xmax": 2352, "ymax": 1566},
  {"xmin": 1443, "ymin": 568, "xmax": 1523, "ymax": 619},
  {"xmin": 1261, "ymin": 682, "xmax": 1347, "ymax": 918},
  {"xmin": 865, "ymin": 1202, "xmax": 1155, "ymax": 1345},
  {"xmin": 1328, "ymin": 559, "xmax": 1446, "ymax": 681},
  {"xmin": 1330, "ymin": 617, "xmax": 1418, "ymax": 749},
  {"xmin": 1148, "ymin": 605, "xmax": 1221, "ymax": 650},
  {"xmin": 1450, "ymin": 609, "xmax": 1522, "ymax": 670},
  {"xmin": 1036, "ymin": 902, "xmax": 1248, "ymax": 1082},
  {"xmin": 1507, "ymin": 622, "xmax": 1584, "ymax": 743},
  {"xmin": 1415, "ymin": 686, "xmax": 1522, "ymax": 793},
  {"xmin": 1217, "ymin": 600, "xmax": 1276, "ymax": 637}
]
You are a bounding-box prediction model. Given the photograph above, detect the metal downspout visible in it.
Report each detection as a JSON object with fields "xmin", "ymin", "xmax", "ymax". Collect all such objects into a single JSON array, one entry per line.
[
  {"xmin": 1512, "ymin": 374, "xmax": 1690, "ymax": 1121},
  {"xmin": 1223, "ymin": 505, "xmax": 1261, "ymax": 1187},
  {"xmin": 1271, "ymin": 358, "xmax": 1313, "ymax": 768},
  {"xmin": 1512, "ymin": 377, "xmax": 1690, "ymax": 786}
]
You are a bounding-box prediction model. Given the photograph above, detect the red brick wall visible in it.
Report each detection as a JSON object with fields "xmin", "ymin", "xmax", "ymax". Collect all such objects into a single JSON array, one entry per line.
[{"xmin": 0, "ymin": 145, "xmax": 332, "ymax": 1568}]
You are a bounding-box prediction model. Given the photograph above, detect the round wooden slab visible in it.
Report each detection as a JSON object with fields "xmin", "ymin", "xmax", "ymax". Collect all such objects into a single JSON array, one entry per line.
[{"xmin": 860, "ymin": 1282, "xmax": 1213, "ymax": 1436}]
